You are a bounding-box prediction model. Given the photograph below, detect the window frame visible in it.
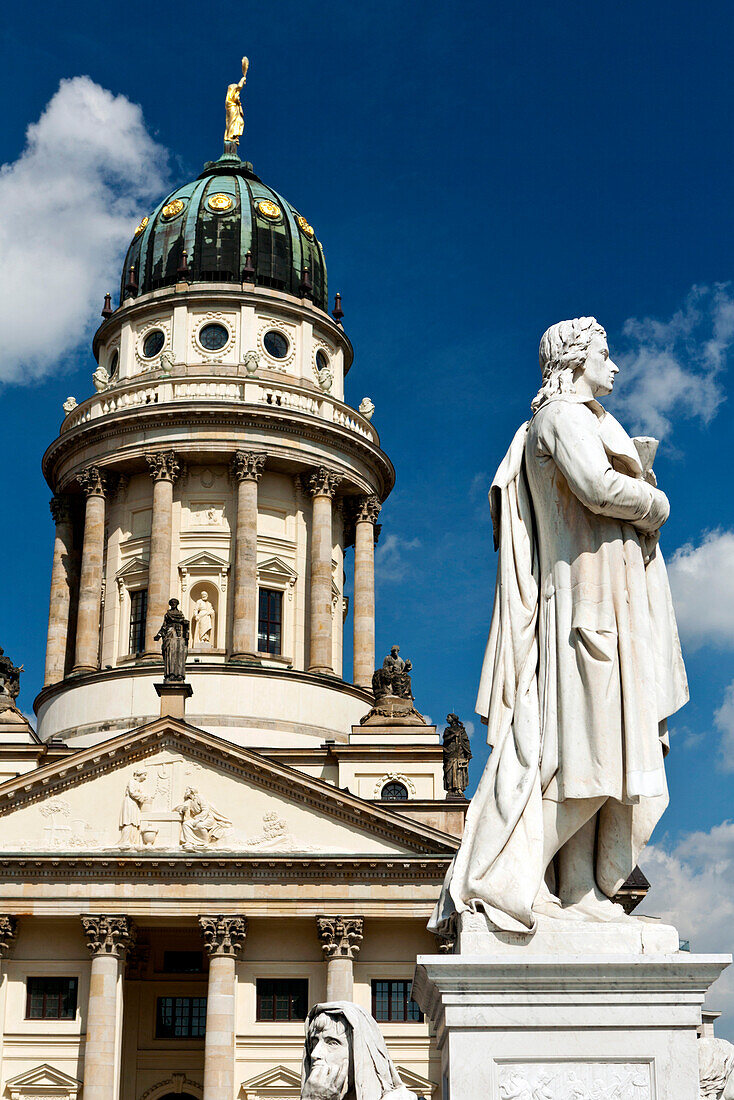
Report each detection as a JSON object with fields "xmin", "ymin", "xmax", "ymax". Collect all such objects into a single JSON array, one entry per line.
[
  {"xmin": 25, "ymin": 976, "xmax": 78, "ymax": 1021},
  {"xmin": 381, "ymin": 781, "xmax": 409, "ymax": 801},
  {"xmin": 155, "ymin": 994, "xmax": 208, "ymax": 1039},
  {"xmin": 255, "ymin": 978, "xmax": 309, "ymax": 1022},
  {"xmin": 128, "ymin": 587, "xmax": 148, "ymax": 656},
  {"xmin": 371, "ymin": 979, "xmax": 423, "ymax": 1023},
  {"xmin": 258, "ymin": 587, "xmax": 283, "ymax": 656}
]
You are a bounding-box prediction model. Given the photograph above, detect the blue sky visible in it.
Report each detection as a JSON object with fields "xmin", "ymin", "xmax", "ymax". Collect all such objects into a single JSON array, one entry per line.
[{"xmin": 1, "ymin": 0, "xmax": 734, "ymax": 1029}]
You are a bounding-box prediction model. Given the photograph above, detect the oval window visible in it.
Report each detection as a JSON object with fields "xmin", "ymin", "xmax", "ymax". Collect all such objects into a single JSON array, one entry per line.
[
  {"xmin": 315, "ymin": 350, "xmax": 329, "ymax": 372},
  {"xmin": 199, "ymin": 323, "xmax": 229, "ymax": 351},
  {"xmin": 108, "ymin": 350, "xmax": 119, "ymax": 377},
  {"xmin": 381, "ymin": 781, "xmax": 408, "ymax": 801},
  {"xmin": 263, "ymin": 330, "xmax": 289, "ymax": 359},
  {"xmin": 142, "ymin": 330, "xmax": 165, "ymax": 359}
]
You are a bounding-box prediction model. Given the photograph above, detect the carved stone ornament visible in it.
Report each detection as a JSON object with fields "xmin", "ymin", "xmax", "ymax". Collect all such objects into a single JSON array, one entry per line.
[
  {"xmin": 354, "ymin": 495, "xmax": 382, "ymax": 525},
  {"xmin": 198, "ymin": 915, "xmax": 248, "ymax": 957},
  {"xmin": 146, "ymin": 450, "xmax": 180, "ymax": 482},
  {"xmin": 81, "ymin": 915, "xmax": 136, "ymax": 958},
  {"xmin": 49, "ymin": 495, "xmax": 72, "ymax": 525},
  {"xmin": 242, "ymin": 349, "xmax": 260, "ymax": 376},
  {"xmin": 0, "ymin": 647, "xmax": 22, "ymax": 707},
  {"xmin": 358, "ymin": 396, "xmax": 375, "ymax": 420},
  {"xmin": 62, "ymin": 396, "xmax": 78, "ymax": 415},
  {"xmin": 0, "ymin": 916, "xmax": 18, "ymax": 957},
  {"xmin": 307, "ymin": 465, "xmax": 343, "ymax": 499},
  {"xmin": 76, "ymin": 465, "xmax": 107, "ymax": 497},
  {"xmin": 316, "ymin": 915, "xmax": 364, "ymax": 960},
  {"xmin": 231, "ymin": 450, "xmax": 266, "ymax": 482},
  {"xmin": 92, "ymin": 365, "xmax": 110, "ymax": 393}
]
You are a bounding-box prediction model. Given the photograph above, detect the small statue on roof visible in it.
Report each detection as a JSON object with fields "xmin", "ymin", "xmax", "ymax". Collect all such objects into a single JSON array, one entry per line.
[
  {"xmin": 154, "ymin": 599, "xmax": 190, "ymax": 682},
  {"xmin": 224, "ymin": 56, "xmax": 249, "ymax": 154},
  {"xmin": 442, "ymin": 713, "xmax": 472, "ymax": 798},
  {"xmin": 0, "ymin": 647, "xmax": 23, "ymax": 711}
]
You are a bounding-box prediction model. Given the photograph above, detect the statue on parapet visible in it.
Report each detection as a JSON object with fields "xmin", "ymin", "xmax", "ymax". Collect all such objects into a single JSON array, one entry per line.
[
  {"xmin": 154, "ymin": 599, "xmax": 190, "ymax": 682},
  {"xmin": 361, "ymin": 646, "xmax": 425, "ymax": 726},
  {"xmin": 302, "ymin": 1001, "xmax": 417, "ymax": 1100},
  {"xmin": 442, "ymin": 714, "xmax": 472, "ymax": 799},
  {"xmin": 0, "ymin": 646, "xmax": 22, "ymax": 712}
]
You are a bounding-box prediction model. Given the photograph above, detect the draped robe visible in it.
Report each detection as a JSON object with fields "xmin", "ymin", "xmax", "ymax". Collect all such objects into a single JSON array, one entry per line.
[{"xmin": 430, "ymin": 395, "xmax": 688, "ymax": 934}]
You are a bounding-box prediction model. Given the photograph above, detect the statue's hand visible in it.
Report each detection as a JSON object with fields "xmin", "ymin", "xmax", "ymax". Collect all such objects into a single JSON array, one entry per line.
[{"xmin": 302, "ymin": 1061, "xmax": 349, "ymax": 1100}]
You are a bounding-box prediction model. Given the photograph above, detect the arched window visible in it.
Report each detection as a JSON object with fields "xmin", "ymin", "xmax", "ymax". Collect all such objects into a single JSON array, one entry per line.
[{"xmin": 381, "ymin": 781, "xmax": 408, "ymax": 801}]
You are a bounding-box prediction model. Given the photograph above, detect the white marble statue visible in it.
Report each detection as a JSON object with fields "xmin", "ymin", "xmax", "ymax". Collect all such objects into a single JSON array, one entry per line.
[
  {"xmin": 62, "ymin": 396, "xmax": 78, "ymax": 415},
  {"xmin": 431, "ymin": 317, "xmax": 688, "ymax": 935},
  {"xmin": 699, "ymin": 1038, "xmax": 734, "ymax": 1099},
  {"xmin": 358, "ymin": 397, "xmax": 375, "ymax": 420},
  {"xmin": 302, "ymin": 1002, "xmax": 417, "ymax": 1100},
  {"xmin": 92, "ymin": 366, "xmax": 110, "ymax": 392},
  {"xmin": 243, "ymin": 349, "xmax": 260, "ymax": 376},
  {"xmin": 317, "ymin": 366, "xmax": 333, "ymax": 393},
  {"xmin": 192, "ymin": 591, "xmax": 215, "ymax": 646},
  {"xmin": 118, "ymin": 770, "xmax": 148, "ymax": 850},
  {"xmin": 174, "ymin": 786, "xmax": 232, "ymax": 851}
]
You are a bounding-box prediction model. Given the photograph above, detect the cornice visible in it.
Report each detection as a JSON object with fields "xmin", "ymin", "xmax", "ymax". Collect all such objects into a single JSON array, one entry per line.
[{"xmin": 42, "ymin": 404, "xmax": 395, "ymax": 498}]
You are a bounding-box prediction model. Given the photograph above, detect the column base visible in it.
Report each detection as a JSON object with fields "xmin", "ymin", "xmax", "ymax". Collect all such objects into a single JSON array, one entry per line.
[
  {"xmin": 228, "ymin": 652, "xmax": 262, "ymax": 665},
  {"xmin": 308, "ymin": 665, "xmax": 335, "ymax": 675},
  {"xmin": 413, "ymin": 913, "xmax": 731, "ymax": 1100},
  {"xmin": 154, "ymin": 682, "xmax": 193, "ymax": 720},
  {"xmin": 70, "ymin": 664, "xmax": 98, "ymax": 676}
]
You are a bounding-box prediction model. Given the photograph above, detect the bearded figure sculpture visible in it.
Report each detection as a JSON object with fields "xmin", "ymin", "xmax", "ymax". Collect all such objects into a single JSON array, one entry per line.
[
  {"xmin": 302, "ymin": 1002, "xmax": 417, "ymax": 1100},
  {"xmin": 431, "ymin": 317, "xmax": 688, "ymax": 935}
]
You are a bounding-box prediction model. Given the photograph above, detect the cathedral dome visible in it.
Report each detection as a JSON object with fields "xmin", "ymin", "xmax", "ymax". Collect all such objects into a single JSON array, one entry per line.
[{"xmin": 120, "ymin": 153, "xmax": 328, "ymax": 310}]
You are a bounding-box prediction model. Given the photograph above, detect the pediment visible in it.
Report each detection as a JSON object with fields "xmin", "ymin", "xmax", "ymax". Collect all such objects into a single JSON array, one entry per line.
[
  {"xmin": 115, "ymin": 556, "xmax": 148, "ymax": 579},
  {"xmin": 179, "ymin": 551, "xmax": 229, "ymax": 570},
  {"xmin": 257, "ymin": 556, "xmax": 297, "ymax": 583},
  {"xmin": 5, "ymin": 1062, "xmax": 81, "ymax": 1097},
  {"xmin": 0, "ymin": 719, "xmax": 457, "ymax": 860},
  {"xmin": 396, "ymin": 1066, "xmax": 437, "ymax": 1097},
  {"xmin": 240, "ymin": 1064, "xmax": 301, "ymax": 1097}
]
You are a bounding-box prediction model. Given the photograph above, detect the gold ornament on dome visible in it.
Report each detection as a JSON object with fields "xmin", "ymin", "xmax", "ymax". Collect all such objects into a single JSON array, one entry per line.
[
  {"xmin": 224, "ymin": 56, "xmax": 249, "ymax": 150},
  {"xmin": 208, "ymin": 193, "xmax": 234, "ymax": 212},
  {"xmin": 297, "ymin": 215, "xmax": 315, "ymax": 238},
  {"xmin": 134, "ymin": 216, "xmax": 149, "ymax": 237},
  {"xmin": 162, "ymin": 198, "xmax": 185, "ymax": 219},
  {"xmin": 258, "ymin": 199, "xmax": 281, "ymax": 219}
]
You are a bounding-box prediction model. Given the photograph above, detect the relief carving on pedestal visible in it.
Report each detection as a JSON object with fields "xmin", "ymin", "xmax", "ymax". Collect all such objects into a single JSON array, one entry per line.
[{"xmin": 498, "ymin": 1063, "xmax": 651, "ymax": 1099}]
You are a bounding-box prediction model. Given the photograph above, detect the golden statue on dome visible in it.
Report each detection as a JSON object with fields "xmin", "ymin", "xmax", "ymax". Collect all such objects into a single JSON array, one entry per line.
[{"xmin": 224, "ymin": 56, "xmax": 249, "ymax": 153}]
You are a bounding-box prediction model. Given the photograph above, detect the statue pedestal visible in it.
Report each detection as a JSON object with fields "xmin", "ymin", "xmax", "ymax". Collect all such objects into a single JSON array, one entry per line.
[
  {"xmin": 412, "ymin": 913, "xmax": 731, "ymax": 1100},
  {"xmin": 154, "ymin": 682, "xmax": 193, "ymax": 720}
]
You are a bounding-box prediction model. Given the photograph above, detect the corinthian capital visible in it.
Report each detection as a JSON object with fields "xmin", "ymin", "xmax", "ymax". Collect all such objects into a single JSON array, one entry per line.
[
  {"xmin": 0, "ymin": 916, "xmax": 18, "ymax": 957},
  {"xmin": 316, "ymin": 915, "xmax": 364, "ymax": 960},
  {"xmin": 145, "ymin": 450, "xmax": 181, "ymax": 482},
  {"xmin": 81, "ymin": 915, "xmax": 136, "ymax": 958},
  {"xmin": 308, "ymin": 466, "xmax": 343, "ymax": 499},
  {"xmin": 49, "ymin": 495, "xmax": 73, "ymax": 525},
  {"xmin": 231, "ymin": 451, "xmax": 266, "ymax": 482},
  {"xmin": 77, "ymin": 465, "xmax": 108, "ymax": 498},
  {"xmin": 199, "ymin": 915, "xmax": 248, "ymax": 958},
  {"xmin": 354, "ymin": 495, "xmax": 382, "ymax": 525}
]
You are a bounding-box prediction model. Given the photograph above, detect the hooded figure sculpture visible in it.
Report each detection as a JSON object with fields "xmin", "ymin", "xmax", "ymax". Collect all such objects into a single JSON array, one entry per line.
[
  {"xmin": 302, "ymin": 1002, "xmax": 417, "ymax": 1100},
  {"xmin": 431, "ymin": 317, "xmax": 688, "ymax": 935}
]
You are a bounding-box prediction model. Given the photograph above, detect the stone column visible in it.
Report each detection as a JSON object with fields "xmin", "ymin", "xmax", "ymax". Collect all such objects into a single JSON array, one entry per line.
[
  {"xmin": 44, "ymin": 496, "xmax": 75, "ymax": 685},
  {"xmin": 230, "ymin": 451, "xmax": 266, "ymax": 660},
  {"xmin": 144, "ymin": 451, "xmax": 180, "ymax": 654},
  {"xmin": 199, "ymin": 916, "xmax": 248, "ymax": 1100},
  {"xmin": 352, "ymin": 496, "xmax": 381, "ymax": 688},
  {"xmin": 307, "ymin": 467, "xmax": 343, "ymax": 674},
  {"xmin": 0, "ymin": 918, "xmax": 17, "ymax": 1075},
  {"xmin": 81, "ymin": 915, "xmax": 135, "ymax": 1100},
  {"xmin": 73, "ymin": 467, "xmax": 108, "ymax": 673},
  {"xmin": 316, "ymin": 916, "xmax": 364, "ymax": 1000}
]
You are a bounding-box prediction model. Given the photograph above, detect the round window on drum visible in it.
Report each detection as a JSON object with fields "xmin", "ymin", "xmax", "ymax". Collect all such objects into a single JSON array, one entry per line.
[
  {"xmin": 263, "ymin": 330, "xmax": 289, "ymax": 360},
  {"xmin": 108, "ymin": 350, "xmax": 119, "ymax": 377},
  {"xmin": 315, "ymin": 349, "xmax": 329, "ymax": 373},
  {"xmin": 199, "ymin": 322, "xmax": 230, "ymax": 352},
  {"xmin": 381, "ymin": 781, "xmax": 408, "ymax": 801},
  {"xmin": 142, "ymin": 329, "xmax": 165, "ymax": 359}
]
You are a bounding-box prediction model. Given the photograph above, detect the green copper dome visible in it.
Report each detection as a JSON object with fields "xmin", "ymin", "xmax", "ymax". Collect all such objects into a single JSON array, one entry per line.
[{"xmin": 120, "ymin": 154, "xmax": 327, "ymax": 310}]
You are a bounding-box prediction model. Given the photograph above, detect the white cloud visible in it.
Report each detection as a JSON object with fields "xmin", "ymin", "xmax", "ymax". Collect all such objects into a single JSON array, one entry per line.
[
  {"xmin": 714, "ymin": 683, "xmax": 734, "ymax": 772},
  {"xmin": 376, "ymin": 533, "xmax": 421, "ymax": 584},
  {"xmin": 641, "ymin": 822, "xmax": 734, "ymax": 1041},
  {"xmin": 0, "ymin": 77, "xmax": 168, "ymax": 383},
  {"xmin": 667, "ymin": 530, "xmax": 734, "ymax": 649},
  {"xmin": 464, "ymin": 719, "xmax": 476, "ymax": 739},
  {"xmin": 611, "ymin": 285, "xmax": 734, "ymax": 438}
]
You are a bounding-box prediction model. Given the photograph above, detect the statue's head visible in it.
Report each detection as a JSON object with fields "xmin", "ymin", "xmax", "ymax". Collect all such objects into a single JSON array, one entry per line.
[
  {"xmin": 534, "ymin": 317, "xmax": 617, "ymax": 411},
  {"xmin": 446, "ymin": 713, "xmax": 459, "ymax": 725},
  {"xmin": 303, "ymin": 1002, "xmax": 417, "ymax": 1100},
  {"xmin": 391, "ymin": 645, "xmax": 400, "ymax": 657},
  {"xmin": 201, "ymin": 590, "xmax": 208, "ymax": 600},
  {"xmin": 169, "ymin": 598, "xmax": 180, "ymax": 610}
]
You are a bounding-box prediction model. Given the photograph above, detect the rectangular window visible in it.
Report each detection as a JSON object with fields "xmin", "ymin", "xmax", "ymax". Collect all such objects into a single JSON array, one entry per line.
[
  {"xmin": 162, "ymin": 950, "xmax": 204, "ymax": 973},
  {"xmin": 26, "ymin": 977, "xmax": 78, "ymax": 1020},
  {"xmin": 128, "ymin": 588, "xmax": 148, "ymax": 655},
  {"xmin": 155, "ymin": 995, "xmax": 207, "ymax": 1039},
  {"xmin": 256, "ymin": 978, "xmax": 308, "ymax": 1021},
  {"xmin": 371, "ymin": 980, "xmax": 423, "ymax": 1023},
  {"xmin": 258, "ymin": 588, "xmax": 283, "ymax": 655}
]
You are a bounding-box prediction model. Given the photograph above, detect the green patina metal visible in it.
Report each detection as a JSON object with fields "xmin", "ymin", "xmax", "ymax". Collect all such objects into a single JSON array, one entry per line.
[{"xmin": 120, "ymin": 154, "xmax": 327, "ymax": 309}]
